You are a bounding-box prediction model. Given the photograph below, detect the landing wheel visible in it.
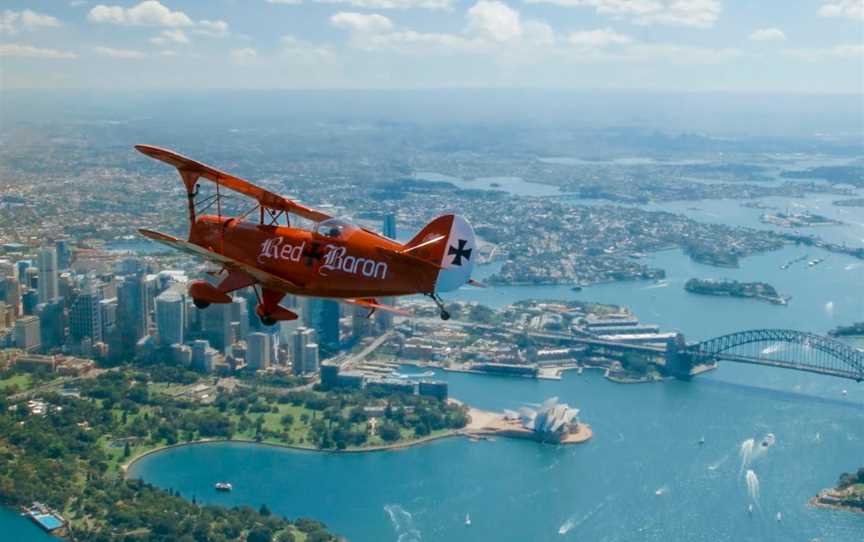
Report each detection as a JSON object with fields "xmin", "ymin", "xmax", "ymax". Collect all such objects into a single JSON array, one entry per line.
[
  {"xmin": 260, "ymin": 314, "xmax": 277, "ymax": 326},
  {"xmin": 193, "ymin": 298, "xmax": 211, "ymax": 309},
  {"xmin": 426, "ymin": 292, "xmax": 450, "ymax": 321},
  {"xmin": 440, "ymin": 310, "xmax": 451, "ymax": 321}
]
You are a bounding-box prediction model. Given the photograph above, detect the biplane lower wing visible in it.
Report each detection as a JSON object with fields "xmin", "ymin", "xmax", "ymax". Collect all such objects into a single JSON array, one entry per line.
[
  {"xmin": 139, "ymin": 228, "xmax": 301, "ymax": 292},
  {"xmin": 342, "ymin": 297, "xmax": 413, "ymax": 317}
]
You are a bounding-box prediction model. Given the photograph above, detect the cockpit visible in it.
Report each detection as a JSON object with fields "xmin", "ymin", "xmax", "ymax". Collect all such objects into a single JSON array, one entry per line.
[{"xmin": 314, "ymin": 217, "xmax": 360, "ymax": 241}]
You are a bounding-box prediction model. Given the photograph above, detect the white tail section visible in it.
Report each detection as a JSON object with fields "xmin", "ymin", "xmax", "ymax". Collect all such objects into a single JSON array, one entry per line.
[{"xmin": 435, "ymin": 215, "xmax": 476, "ymax": 292}]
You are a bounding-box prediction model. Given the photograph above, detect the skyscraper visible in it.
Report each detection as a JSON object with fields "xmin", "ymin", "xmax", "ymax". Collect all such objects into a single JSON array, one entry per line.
[
  {"xmin": 304, "ymin": 342, "xmax": 319, "ymax": 374},
  {"xmin": 117, "ymin": 274, "xmax": 150, "ymax": 346},
  {"xmin": 14, "ymin": 315, "xmax": 41, "ymax": 352},
  {"xmin": 291, "ymin": 326, "xmax": 315, "ymax": 375},
  {"xmin": 383, "ymin": 213, "xmax": 397, "ymax": 239},
  {"xmin": 36, "ymin": 299, "xmax": 65, "ymax": 351},
  {"xmin": 306, "ymin": 298, "xmax": 340, "ymax": 358},
  {"xmin": 155, "ymin": 288, "xmax": 186, "ymax": 346},
  {"xmin": 38, "ymin": 247, "xmax": 59, "ymax": 304},
  {"xmin": 203, "ymin": 302, "xmax": 234, "ymax": 352},
  {"xmin": 246, "ymin": 332, "xmax": 271, "ymax": 371},
  {"xmin": 0, "ymin": 277, "xmax": 20, "ymax": 317},
  {"xmin": 55, "ymin": 239, "xmax": 71, "ymax": 270},
  {"xmin": 70, "ymin": 288, "xmax": 102, "ymax": 344}
]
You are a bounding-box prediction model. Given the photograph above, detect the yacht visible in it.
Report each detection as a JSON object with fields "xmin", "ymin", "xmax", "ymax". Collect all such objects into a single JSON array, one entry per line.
[{"xmin": 214, "ymin": 482, "xmax": 233, "ymax": 492}]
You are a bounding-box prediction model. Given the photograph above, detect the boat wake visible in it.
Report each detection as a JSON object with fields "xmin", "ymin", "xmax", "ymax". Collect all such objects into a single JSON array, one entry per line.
[
  {"xmin": 707, "ymin": 454, "xmax": 729, "ymax": 472},
  {"xmin": 384, "ymin": 504, "xmax": 422, "ymax": 542},
  {"xmin": 558, "ymin": 500, "xmax": 606, "ymax": 535}
]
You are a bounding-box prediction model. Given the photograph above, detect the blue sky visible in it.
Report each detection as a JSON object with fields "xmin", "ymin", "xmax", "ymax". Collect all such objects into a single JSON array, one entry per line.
[{"xmin": 0, "ymin": 0, "xmax": 861, "ymax": 92}]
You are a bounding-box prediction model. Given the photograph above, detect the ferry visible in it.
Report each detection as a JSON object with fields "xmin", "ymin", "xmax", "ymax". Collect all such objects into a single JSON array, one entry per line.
[
  {"xmin": 465, "ymin": 513, "xmax": 471, "ymax": 526},
  {"xmin": 214, "ymin": 482, "xmax": 233, "ymax": 492}
]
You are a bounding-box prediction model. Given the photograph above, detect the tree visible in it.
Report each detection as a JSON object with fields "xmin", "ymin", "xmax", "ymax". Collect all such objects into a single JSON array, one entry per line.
[
  {"xmin": 259, "ymin": 503, "xmax": 272, "ymax": 517},
  {"xmin": 247, "ymin": 525, "xmax": 273, "ymax": 542},
  {"xmin": 378, "ymin": 421, "xmax": 401, "ymax": 443},
  {"xmin": 122, "ymin": 441, "xmax": 131, "ymax": 458}
]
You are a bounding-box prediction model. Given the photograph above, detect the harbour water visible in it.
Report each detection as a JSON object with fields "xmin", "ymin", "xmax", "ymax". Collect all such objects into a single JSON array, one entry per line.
[
  {"xmin": 0, "ymin": 508, "xmax": 56, "ymax": 541},
  {"xmin": 126, "ymin": 238, "xmax": 864, "ymax": 541}
]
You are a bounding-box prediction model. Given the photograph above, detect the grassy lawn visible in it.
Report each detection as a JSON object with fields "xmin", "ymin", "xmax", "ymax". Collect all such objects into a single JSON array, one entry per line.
[{"xmin": 0, "ymin": 373, "xmax": 31, "ymax": 391}]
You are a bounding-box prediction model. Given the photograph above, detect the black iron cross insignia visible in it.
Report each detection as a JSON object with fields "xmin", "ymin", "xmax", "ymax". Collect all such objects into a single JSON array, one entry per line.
[{"xmin": 447, "ymin": 239, "xmax": 472, "ymax": 266}]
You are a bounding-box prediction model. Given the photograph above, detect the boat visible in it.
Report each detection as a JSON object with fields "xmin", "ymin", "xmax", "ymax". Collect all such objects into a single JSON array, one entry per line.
[
  {"xmin": 465, "ymin": 513, "xmax": 471, "ymax": 526},
  {"xmin": 747, "ymin": 504, "xmax": 754, "ymax": 515},
  {"xmin": 776, "ymin": 512, "xmax": 783, "ymax": 522},
  {"xmin": 214, "ymin": 482, "xmax": 233, "ymax": 492},
  {"xmin": 697, "ymin": 436, "xmax": 705, "ymax": 445}
]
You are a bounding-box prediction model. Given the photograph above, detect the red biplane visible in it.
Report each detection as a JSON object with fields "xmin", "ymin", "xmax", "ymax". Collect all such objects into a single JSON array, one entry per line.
[{"xmin": 135, "ymin": 145, "xmax": 478, "ymax": 323}]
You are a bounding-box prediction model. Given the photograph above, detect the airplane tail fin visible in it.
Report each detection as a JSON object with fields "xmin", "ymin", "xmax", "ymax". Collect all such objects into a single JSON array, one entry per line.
[{"xmin": 404, "ymin": 214, "xmax": 476, "ymax": 293}]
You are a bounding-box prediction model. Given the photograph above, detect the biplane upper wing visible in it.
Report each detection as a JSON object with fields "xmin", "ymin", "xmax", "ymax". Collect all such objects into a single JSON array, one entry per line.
[
  {"xmin": 135, "ymin": 144, "xmax": 332, "ymax": 223},
  {"xmin": 139, "ymin": 228, "xmax": 302, "ymax": 292}
]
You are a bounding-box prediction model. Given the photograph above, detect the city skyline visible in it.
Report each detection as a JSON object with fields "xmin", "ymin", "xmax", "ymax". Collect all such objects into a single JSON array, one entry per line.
[{"xmin": 0, "ymin": 0, "xmax": 861, "ymax": 93}]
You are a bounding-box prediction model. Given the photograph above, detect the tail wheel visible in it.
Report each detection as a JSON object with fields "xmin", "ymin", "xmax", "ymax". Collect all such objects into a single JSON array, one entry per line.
[
  {"xmin": 193, "ymin": 298, "xmax": 211, "ymax": 309},
  {"xmin": 440, "ymin": 310, "xmax": 451, "ymax": 321},
  {"xmin": 260, "ymin": 314, "xmax": 277, "ymax": 326}
]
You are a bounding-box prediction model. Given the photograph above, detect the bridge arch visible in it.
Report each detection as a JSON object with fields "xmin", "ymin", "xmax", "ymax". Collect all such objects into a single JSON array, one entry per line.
[{"xmin": 686, "ymin": 329, "xmax": 864, "ymax": 382}]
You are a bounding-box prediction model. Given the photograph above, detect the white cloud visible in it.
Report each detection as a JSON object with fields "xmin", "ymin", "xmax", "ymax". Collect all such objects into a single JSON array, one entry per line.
[
  {"xmin": 466, "ymin": 0, "xmax": 523, "ymax": 42},
  {"xmin": 523, "ymin": 0, "xmax": 723, "ymax": 28},
  {"xmin": 268, "ymin": 0, "xmax": 303, "ymax": 4},
  {"xmin": 818, "ymin": 0, "xmax": 864, "ymax": 21},
  {"xmin": 748, "ymin": 28, "xmax": 786, "ymax": 42},
  {"xmin": 0, "ymin": 10, "xmax": 62, "ymax": 35},
  {"xmin": 196, "ymin": 19, "xmax": 230, "ymax": 37},
  {"xmin": 94, "ymin": 46, "xmax": 148, "ymax": 58},
  {"xmin": 330, "ymin": 12, "xmax": 394, "ymax": 33},
  {"xmin": 783, "ymin": 43, "xmax": 864, "ymax": 61},
  {"xmin": 150, "ymin": 29, "xmax": 189, "ymax": 46},
  {"xmin": 88, "ymin": 1, "xmax": 194, "ymax": 27},
  {"xmin": 568, "ymin": 27, "xmax": 632, "ymax": 48},
  {"xmin": 0, "ymin": 43, "xmax": 76, "ymax": 58},
  {"xmin": 229, "ymin": 47, "xmax": 258, "ymax": 64},
  {"xmin": 317, "ymin": 0, "xmax": 453, "ymax": 9}
]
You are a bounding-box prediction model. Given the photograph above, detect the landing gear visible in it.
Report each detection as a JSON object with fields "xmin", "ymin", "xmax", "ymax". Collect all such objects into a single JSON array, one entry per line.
[
  {"xmin": 193, "ymin": 298, "xmax": 211, "ymax": 309},
  {"xmin": 259, "ymin": 314, "xmax": 277, "ymax": 326},
  {"xmin": 427, "ymin": 293, "xmax": 450, "ymax": 320}
]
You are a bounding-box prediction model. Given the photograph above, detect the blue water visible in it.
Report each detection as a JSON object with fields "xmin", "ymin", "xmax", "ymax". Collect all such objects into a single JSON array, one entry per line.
[{"xmin": 0, "ymin": 508, "xmax": 57, "ymax": 541}]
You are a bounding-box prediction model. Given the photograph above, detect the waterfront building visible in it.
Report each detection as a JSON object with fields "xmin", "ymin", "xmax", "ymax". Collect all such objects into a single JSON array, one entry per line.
[
  {"xmin": 418, "ymin": 380, "xmax": 448, "ymax": 401},
  {"xmin": 367, "ymin": 377, "xmax": 416, "ymax": 395},
  {"xmin": 155, "ymin": 288, "xmax": 186, "ymax": 347},
  {"xmin": 14, "ymin": 315, "xmax": 41, "ymax": 352},
  {"xmin": 70, "ymin": 289, "xmax": 102, "ymax": 344},
  {"xmin": 246, "ymin": 332, "xmax": 271, "ymax": 371},
  {"xmin": 521, "ymin": 398, "xmax": 582, "ymax": 443},
  {"xmin": 306, "ymin": 298, "xmax": 340, "ymax": 358},
  {"xmin": 37, "ymin": 247, "xmax": 59, "ymax": 303}
]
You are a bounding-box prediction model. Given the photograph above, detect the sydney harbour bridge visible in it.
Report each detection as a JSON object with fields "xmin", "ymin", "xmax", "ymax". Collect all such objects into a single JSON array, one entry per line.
[{"xmin": 530, "ymin": 327, "xmax": 864, "ymax": 382}]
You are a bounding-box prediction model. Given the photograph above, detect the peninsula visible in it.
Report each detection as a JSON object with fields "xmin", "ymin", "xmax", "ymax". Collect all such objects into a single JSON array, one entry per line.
[
  {"xmin": 829, "ymin": 322, "xmax": 864, "ymax": 338},
  {"xmin": 684, "ymin": 278, "xmax": 788, "ymax": 305},
  {"xmin": 811, "ymin": 468, "xmax": 864, "ymax": 513}
]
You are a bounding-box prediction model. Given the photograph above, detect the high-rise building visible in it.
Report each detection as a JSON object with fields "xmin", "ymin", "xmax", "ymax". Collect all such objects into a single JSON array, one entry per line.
[
  {"xmin": 70, "ymin": 289, "xmax": 102, "ymax": 344},
  {"xmin": 155, "ymin": 288, "xmax": 186, "ymax": 346},
  {"xmin": 352, "ymin": 305, "xmax": 371, "ymax": 340},
  {"xmin": 231, "ymin": 296, "xmax": 249, "ymax": 339},
  {"xmin": 117, "ymin": 274, "xmax": 150, "ymax": 346},
  {"xmin": 0, "ymin": 277, "xmax": 20, "ymax": 317},
  {"xmin": 383, "ymin": 213, "xmax": 397, "ymax": 239},
  {"xmin": 203, "ymin": 302, "xmax": 233, "ymax": 352},
  {"xmin": 38, "ymin": 247, "xmax": 59, "ymax": 303},
  {"xmin": 306, "ymin": 298, "xmax": 340, "ymax": 358},
  {"xmin": 36, "ymin": 299, "xmax": 65, "ymax": 351},
  {"xmin": 14, "ymin": 315, "xmax": 41, "ymax": 352},
  {"xmin": 99, "ymin": 297, "xmax": 117, "ymax": 340},
  {"xmin": 55, "ymin": 239, "xmax": 71, "ymax": 270},
  {"xmin": 16, "ymin": 260, "xmax": 30, "ymax": 284},
  {"xmin": 21, "ymin": 290, "xmax": 38, "ymax": 316},
  {"xmin": 191, "ymin": 339, "xmax": 216, "ymax": 372},
  {"xmin": 25, "ymin": 267, "xmax": 39, "ymax": 290},
  {"xmin": 291, "ymin": 326, "xmax": 315, "ymax": 375},
  {"xmin": 304, "ymin": 342, "xmax": 319, "ymax": 374},
  {"xmin": 246, "ymin": 332, "xmax": 271, "ymax": 371}
]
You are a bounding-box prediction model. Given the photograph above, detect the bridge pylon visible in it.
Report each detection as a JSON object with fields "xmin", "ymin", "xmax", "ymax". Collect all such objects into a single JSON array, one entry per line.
[{"xmin": 664, "ymin": 334, "xmax": 695, "ymax": 380}]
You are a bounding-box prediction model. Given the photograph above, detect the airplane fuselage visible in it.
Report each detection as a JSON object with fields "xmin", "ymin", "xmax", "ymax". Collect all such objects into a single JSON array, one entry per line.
[{"xmin": 189, "ymin": 215, "xmax": 439, "ymax": 298}]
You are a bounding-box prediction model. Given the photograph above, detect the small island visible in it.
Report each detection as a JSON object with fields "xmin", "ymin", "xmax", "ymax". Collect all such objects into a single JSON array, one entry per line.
[
  {"xmin": 829, "ymin": 322, "xmax": 864, "ymax": 338},
  {"xmin": 760, "ymin": 211, "xmax": 841, "ymax": 228},
  {"xmin": 684, "ymin": 278, "xmax": 788, "ymax": 305},
  {"xmin": 833, "ymin": 198, "xmax": 864, "ymax": 208},
  {"xmin": 811, "ymin": 468, "xmax": 864, "ymax": 513}
]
